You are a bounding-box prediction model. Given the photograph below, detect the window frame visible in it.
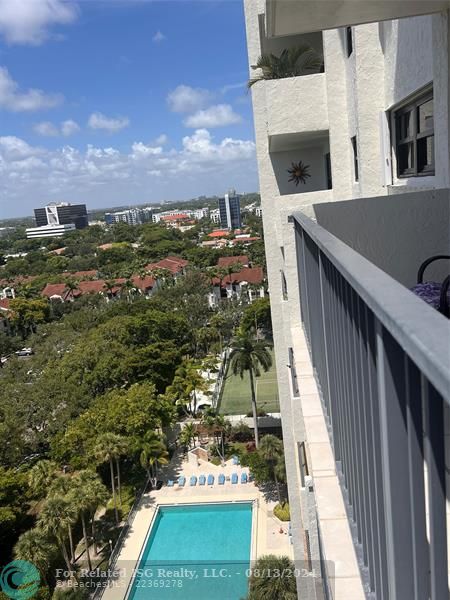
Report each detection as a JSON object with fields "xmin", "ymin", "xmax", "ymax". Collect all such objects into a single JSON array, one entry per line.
[{"xmin": 392, "ymin": 88, "xmax": 434, "ymax": 179}]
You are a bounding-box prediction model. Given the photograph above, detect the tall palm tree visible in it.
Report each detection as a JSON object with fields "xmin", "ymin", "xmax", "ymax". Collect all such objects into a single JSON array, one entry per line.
[
  {"xmin": 85, "ymin": 476, "xmax": 109, "ymax": 555},
  {"xmin": 14, "ymin": 528, "xmax": 54, "ymax": 583},
  {"xmin": 248, "ymin": 44, "xmax": 324, "ymax": 88},
  {"xmin": 259, "ymin": 435, "xmax": 284, "ymax": 503},
  {"xmin": 229, "ymin": 332, "xmax": 272, "ymax": 447},
  {"xmin": 247, "ymin": 555, "xmax": 297, "ymax": 599},
  {"xmin": 92, "ymin": 433, "xmax": 128, "ymax": 524},
  {"xmin": 48, "ymin": 475, "xmax": 78, "ymax": 562},
  {"xmin": 120, "ymin": 279, "xmax": 135, "ymax": 302},
  {"xmin": 28, "ymin": 460, "xmax": 58, "ymax": 498},
  {"xmin": 103, "ymin": 280, "xmax": 117, "ymax": 300},
  {"xmin": 38, "ymin": 496, "xmax": 78, "ymax": 579},
  {"xmin": 139, "ymin": 433, "xmax": 169, "ymax": 488},
  {"xmin": 63, "ymin": 279, "xmax": 79, "ymax": 301},
  {"xmin": 179, "ymin": 422, "xmax": 197, "ymax": 450},
  {"xmin": 70, "ymin": 470, "xmax": 105, "ymax": 571}
]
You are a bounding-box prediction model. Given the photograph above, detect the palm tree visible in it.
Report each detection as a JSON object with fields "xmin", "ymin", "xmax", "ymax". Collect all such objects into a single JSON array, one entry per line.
[
  {"xmin": 14, "ymin": 528, "xmax": 54, "ymax": 583},
  {"xmin": 28, "ymin": 460, "xmax": 58, "ymax": 498},
  {"xmin": 248, "ymin": 44, "xmax": 323, "ymax": 88},
  {"xmin": 229, "ymin": 332, "xmax": 272, "ymax": 447},
  {"xmin": 179, "ymin": 422, "xmax": 197, "ymax": 450},
  {"xmin": 38, "ymin": 496, "xmax": 78, "ymax": 579},
  {"xmin": 86, "ymin": 476, "xmax": 109, "ymax": 555},
  {"xmin": 139, "ymin": 433, "xmax": 169, "ymax": 488},
  {"xmin": 247, "ymin": 555, "xmax": 297, "ymax": 599},
  {"xmin": 63, "ymin": 279, "xmax": 79, "ymax": 301},
  {"xmin": 92, "ymin": 433, "xmax": 128, "ymax": 524},
  {"xmin": 48, "ymin": 475, "xmax": 78, "ymax": 562},
  {"xmin": 259, "ymin": 435, "xmax": 284, "ymax": 502},
  {"xmin": 103, "ymin": 280, "xmax": 117, "ymax": 300},
  {"xmin": 120, "ymin": 279, "xmax": 135, "ymax": 302},
  {"xmin": 70, "ymin": 470, "xmax": 105, "ymax": 571}
]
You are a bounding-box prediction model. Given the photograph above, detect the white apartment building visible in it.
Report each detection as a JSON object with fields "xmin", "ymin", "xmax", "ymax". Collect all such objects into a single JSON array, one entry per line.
[
  {"xmin": 244, "ymin": 2, "xmax": 450, "ymax": 599},
  {"xmin": 25, "ymin": 223, "xmax": 76, "ymax": 239}
]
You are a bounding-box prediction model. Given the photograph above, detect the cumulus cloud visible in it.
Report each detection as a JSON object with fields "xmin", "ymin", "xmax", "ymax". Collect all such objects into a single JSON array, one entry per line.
[
  {"xmin": 61, "ymin": 119, "xmax": 80, "ymax": 136},
  {"xmin": 154, "ymin": 134, "xmax": 168, "ymax": 145},
  {"xmin": 88, "ymin": 112, "xmax": 130, "ymax": 133},
  {"xmin": 0, "ymin": 0, "xmax": 78, "ymax": 45},
  {"xmin": 33, "ymin": 121, "xmax": 59, "ymax": 136},
  {"xmin": 0, "ymin": 66, "xmax": 63, "ymax": 112},
  {"xmin": 184, "ymin": 104, "xmax": 242, "ymax": 128},
  {"xmin": 152, "ymin": 31, "xmax": 166, "ymax": 43},
  {"xmin": 34, "ymin": 119, "xmax": 80, "ymax": 137},
  {"xmin": 0, "ymin": 131, "xmax": 256, "ymax": 206},
  {"xmin": 167, "ymin": 85, "xmax": 213, "ymax": 113}
]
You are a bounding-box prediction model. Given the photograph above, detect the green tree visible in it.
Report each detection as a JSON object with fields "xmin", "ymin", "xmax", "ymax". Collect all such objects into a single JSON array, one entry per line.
[
  {"xmin": 246, "ymin": 555, "xmax": 297, "ymax": 599},
  {"xmin": 259, "ymin": 435, "xmax": 284, "ymax": 503},
  {"xmin": 229, "ymin": 332, "xmax": 272, "ymax": 447},
  {"xmin": 38, "ymin": 496, "xmax": 78, "ymax": 579},
  {"xmin": 179, "ymin": 423, "xmax": 197, "ymax": 450},
  {"xmin": 92, "ymin": 433, "xmax": 128, "ymax": 523},
  {"xmin": 28, "ymin": 460, "xmax": 58, "ymax": 499},
  {"xmin": 14, "ymin": 528, "xmax": 54, "ymax": 583},
  {"xmin": 9, "ymin": 298, "xmax": 49, "ymax": 338},
  {"xmin": 139, "ymin": 433, "xmax": 169, "ymax": 488},
  {"xmin": 248, "ymin": 44, "xmax": 323, "ymax": 87}
]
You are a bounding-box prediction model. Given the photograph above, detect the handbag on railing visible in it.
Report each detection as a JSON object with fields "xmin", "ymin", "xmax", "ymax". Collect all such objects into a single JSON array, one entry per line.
[{"xmin": 410, "ymin": 255, "xmax": 450, "ymax": 318}]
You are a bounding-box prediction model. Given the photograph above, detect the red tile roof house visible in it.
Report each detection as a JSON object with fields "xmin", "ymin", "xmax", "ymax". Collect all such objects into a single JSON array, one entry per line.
[
  {"xmin": 145, "ymin": 256, "xmax": 189, "ymax": 279},
  {"xmin": 208, "ymin": 266, "xmax": 265, "ymax": 308},
  {"xmin": 130, "ymin": 274, "xmax": 157, "ymax": 298},
  {"xmin": 41, "ymin": 279, "xmax": 124, "ymax": 302},
  {"xmin": 217, "ymin": 255, "xmax": 250, "ymax": 268}
]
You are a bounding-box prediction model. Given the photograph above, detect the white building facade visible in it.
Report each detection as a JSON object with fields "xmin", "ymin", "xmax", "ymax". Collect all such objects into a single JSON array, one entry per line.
[{"xmin": 245, "ymin": 1, "xmax": 450, "ymax": 599}]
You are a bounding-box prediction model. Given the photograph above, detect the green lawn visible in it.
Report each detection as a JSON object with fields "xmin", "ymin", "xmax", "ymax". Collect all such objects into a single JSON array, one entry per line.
[{"xmin": 219, "ymin": 350, "xmax": 279, "ymax": 415}]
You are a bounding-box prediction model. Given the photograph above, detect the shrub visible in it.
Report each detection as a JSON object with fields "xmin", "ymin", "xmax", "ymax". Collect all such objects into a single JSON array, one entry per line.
[
  {"xmin": 230, "ymin": 423, "xmax": 253, "ymax": 442},
  {"xmin": 274, "ymin": 502, "xmax": 290, "ymax": 522}
]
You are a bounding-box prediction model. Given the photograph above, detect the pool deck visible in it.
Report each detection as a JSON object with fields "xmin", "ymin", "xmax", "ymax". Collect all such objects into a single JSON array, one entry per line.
[{"xmin": 100, "ymin": 452, "xmax": 293, "ymax": 600}]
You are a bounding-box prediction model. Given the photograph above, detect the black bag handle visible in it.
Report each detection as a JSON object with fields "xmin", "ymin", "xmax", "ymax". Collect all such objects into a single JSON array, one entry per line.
[
  {"xmin": 439, "ymin": 275, "xmax": 450, "ymax": 318},
  {"xmin": 417, "ymin": 255, "xmax": 450, "ymax": 284}
]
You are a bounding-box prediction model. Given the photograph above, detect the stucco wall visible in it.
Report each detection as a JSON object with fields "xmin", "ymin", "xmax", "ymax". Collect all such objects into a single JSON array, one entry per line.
[
  {"xmin": 271, "ymin": 144, "xmax": 330, "ymax": 195},
  {"xmin": 312, "ymin": 188, "xmax": 450, "ymax": 287}
]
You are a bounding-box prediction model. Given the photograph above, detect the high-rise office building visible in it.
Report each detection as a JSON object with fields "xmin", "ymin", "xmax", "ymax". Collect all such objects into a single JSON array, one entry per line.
[
  {"xmin": 218, "ymin": 189, "xmax": 241, "ymax": 229},
  {"xmin": 34, "ymin": 203, "xmax": 88, "ymax": 230}
]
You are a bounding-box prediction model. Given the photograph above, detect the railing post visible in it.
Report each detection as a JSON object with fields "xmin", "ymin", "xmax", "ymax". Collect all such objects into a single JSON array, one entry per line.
[{"xmin": 376, "ymin": 322, "xmax": 414, "ymax": 600}]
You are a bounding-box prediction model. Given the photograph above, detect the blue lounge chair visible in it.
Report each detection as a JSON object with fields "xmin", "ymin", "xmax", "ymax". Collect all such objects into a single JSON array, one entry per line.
[
  {"xmin": 167, "ymin": 479, "xmax": 174, "ymax": 487},
  {"xmin": 207, "ymin": 474, "xmax": 214, "ymax": 485},
  {"xmin": 190, "ymin": 475, "xmax": 197, "ymax": 486},
  {"xmin": 178, "ymin": 476, "xmax": 186, "ymax": 487},
  {"xmin": 218, "ymin": 474, "xmax": 225, "ymax": 485},
  {"xmin": 199, "ymin": 475, "xmax": 206, "ymax": 486},
  {"xmin": 231, "ymin": 473, "xmax": 238, "ymax": 484},
  {"xmin": 240, "ymin": 472, "xmax": 248, "ymax": 484},
  {"xmin": 232, "ymin": 455, "xmax": 240, "ymax": 465}
]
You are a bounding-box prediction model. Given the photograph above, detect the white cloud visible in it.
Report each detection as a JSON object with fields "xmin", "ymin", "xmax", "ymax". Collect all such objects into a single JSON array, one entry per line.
[
  {"xmin": 184, "ymin": 104, "xmax": 242, "ymax": 128},
  {"xmin": 154, "ymin": 134, "xmax": 168, "ymax": 145},
  {"xmin": 0, "ymin": 0, "xmax": 78, "ymax": 45},
  {"xmin": 61, "ymin": 119, "xmax": 80, "ymax": 136},
  {"xmin": 88, "ymin": 112, "xmax": 130, "ymax": 133},
  {"xmin": 0, "ymin": 66, "xmax": 63, "ymax": 111},
  {"xmin": 0, "ymin": 132, "xmax": 256, "ymax": 209},
  {"xmin": 167, "ymin": 85, "xmax": 213, "ymax": 113},
  {"xmin": 34, "ymin": 119, "xmax": 80, "ymax": 137},
  {"xmin": 152, "ymin": 31, "xmax": 166, "ymax": 43},
  {"xmin": 33, "ymin": 121, "xmax": 59, "ymax": 136}
]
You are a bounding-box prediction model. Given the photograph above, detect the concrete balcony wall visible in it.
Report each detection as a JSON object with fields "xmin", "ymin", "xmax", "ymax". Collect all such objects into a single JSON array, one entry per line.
[
  {"xmin": 311, "ymin": 188, "xmax": 450, "ymax": 287},
  {"xmin": 266, "ymin": 0, "xmax": 449, "ymax": 37},
  {"xmin": 265, "ymin": 73, "xmax": 328, "ymax": 139}
]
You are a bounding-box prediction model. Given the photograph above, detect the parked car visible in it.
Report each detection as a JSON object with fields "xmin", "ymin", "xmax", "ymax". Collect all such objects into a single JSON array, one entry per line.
[{"xmin": 15, "ymin": 347, "xmax": 34, "ymax": 357}]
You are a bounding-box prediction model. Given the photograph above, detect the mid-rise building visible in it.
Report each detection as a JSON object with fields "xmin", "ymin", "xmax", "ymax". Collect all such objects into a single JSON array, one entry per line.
[
  {"xmin": 244, "ymin": 1, "xmax": 450, "ymax": 599},
  {"xmin": 218, "ymin": 189, "xmax": 242, "ymax": 229},
  {"xmin": 105, "ymin": 208, "xmax": 151, "ymax": 226},
  {"xmin": 34, "ymin": 203, "xmax": 88, "ymax": 230}
]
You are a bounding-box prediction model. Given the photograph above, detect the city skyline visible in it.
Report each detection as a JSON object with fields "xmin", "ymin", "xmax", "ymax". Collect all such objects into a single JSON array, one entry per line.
[{"xmin": 0, "ymin": 0, "xmax": 258, "ymax": 219}]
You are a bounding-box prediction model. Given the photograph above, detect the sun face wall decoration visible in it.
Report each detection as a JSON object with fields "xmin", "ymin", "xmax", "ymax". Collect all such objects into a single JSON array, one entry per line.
[{"xmin": 287, "ymin": 161, "xmax": 311, "ymax": 186}]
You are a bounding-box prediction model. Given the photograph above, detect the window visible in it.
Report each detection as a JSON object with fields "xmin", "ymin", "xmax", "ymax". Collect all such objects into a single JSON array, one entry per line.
[
  {"xmin": 281, "ymin": 269, "xmax": 288, "ymax": 301},
  {"xmin": 346, "ymin": 27, "xmax": 353, "ymax": 56},
  {"xmin": 325, "ymin": 152, "xmax": 332, "ymax": 189},
  {"xmin": 351, "ymin": 136, "xmax": 359, "ymax": 181},
  {"xmin": 393, "ymin": 89, "xmax": 434, "ymax": 177}
]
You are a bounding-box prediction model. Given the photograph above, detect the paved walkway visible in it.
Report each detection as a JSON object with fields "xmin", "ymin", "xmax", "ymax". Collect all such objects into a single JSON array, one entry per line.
[{"xmin": 99, "ymin": 452, "xmax": 293, "ymax": 600}]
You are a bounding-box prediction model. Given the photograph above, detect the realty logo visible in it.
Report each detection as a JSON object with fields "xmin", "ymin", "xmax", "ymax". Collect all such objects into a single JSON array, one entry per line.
[{"xmin": 0, "ymin": 561, "xmax": 40, "ymax": 600}]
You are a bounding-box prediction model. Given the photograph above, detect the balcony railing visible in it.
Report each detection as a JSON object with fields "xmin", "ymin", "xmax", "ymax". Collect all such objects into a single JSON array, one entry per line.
[{"xmin": 291, "ymin": 211, "xmax": 450, "ymax": 599}]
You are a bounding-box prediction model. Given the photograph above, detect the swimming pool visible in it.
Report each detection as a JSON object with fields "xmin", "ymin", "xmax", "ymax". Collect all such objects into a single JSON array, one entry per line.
[{"xmin": 128, "ymin": 502, "xmax": 253, "ymax": 600}]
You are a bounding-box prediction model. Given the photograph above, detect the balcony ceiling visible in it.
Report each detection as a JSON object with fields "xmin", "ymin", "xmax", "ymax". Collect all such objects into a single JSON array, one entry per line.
[
  {"xmin": 266, "ymin": 0, "xmax": 450, "ymax": 37},
  {"xmin": 269, "ymin": 130, "xmax": 329, "ymax": 152}
]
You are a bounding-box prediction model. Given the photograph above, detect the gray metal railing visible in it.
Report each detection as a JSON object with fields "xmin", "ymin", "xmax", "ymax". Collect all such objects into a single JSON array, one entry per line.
[{"xmin": 291, "ymin": 211, "xmax": 450, "ymax": 600}]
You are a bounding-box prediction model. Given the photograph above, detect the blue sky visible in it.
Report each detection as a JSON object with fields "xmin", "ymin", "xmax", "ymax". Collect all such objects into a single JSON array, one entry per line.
[{"xmin": 0, "ymin": 0, "xmax": 258, "ymax": 218}]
